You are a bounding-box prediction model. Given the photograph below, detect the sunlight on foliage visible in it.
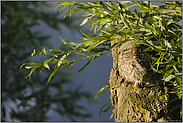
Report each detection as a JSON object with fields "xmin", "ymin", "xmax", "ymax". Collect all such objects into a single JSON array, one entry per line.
[{"xmin": 21, "ymin": 1, "xmax": 182, "ymax": 118}]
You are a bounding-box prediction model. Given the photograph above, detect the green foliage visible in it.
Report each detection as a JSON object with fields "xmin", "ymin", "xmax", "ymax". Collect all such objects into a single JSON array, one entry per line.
[
  {"xmin": 99, "ymin": 102, "xmax": 112, "ymax": 117},
  {"xmin": 2, "ymin": 1, "xmax": 93, "ymax": 121},
  {"xmin": 22, "ymin": 36, "xmax": 111, "ymax": 85},
  {"xmin": 94, "ymin": 85, "xmax": 113, "ymax": 119},
  {"xmin": 21, "ymin": 1, "xmax": 182, "ymax": 119},
  {"xmin": 94, "ymin": 85, "xmax": 109, "ymax": 99}
]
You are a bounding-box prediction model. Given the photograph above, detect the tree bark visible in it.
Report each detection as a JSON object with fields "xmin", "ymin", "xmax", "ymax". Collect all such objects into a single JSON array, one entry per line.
[{"xmin": 109, "ymin": 39, "xmax": 182, "ymax": 122}]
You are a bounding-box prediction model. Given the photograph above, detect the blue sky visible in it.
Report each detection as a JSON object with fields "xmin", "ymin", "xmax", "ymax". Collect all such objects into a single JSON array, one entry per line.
[{"xmin": 30, "ymin": 2, "xmax": 114, "ymax": 121}]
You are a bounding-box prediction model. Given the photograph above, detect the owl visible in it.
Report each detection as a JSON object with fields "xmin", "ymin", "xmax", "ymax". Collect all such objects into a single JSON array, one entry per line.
[{"xmin": 118, "ymin": 41, "xmax": 149, "ymax": 93}]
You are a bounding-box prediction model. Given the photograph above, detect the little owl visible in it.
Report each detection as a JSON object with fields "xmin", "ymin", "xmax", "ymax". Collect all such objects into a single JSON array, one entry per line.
[{"xmin": 118, "ymin": 41, "xmax": 149, "ymax": 93}]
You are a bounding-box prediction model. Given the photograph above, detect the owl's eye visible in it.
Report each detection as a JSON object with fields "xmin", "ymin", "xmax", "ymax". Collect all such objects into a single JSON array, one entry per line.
[{"xmin": 123, "ymin": 49, "xmax": 129, "ymax": 52}]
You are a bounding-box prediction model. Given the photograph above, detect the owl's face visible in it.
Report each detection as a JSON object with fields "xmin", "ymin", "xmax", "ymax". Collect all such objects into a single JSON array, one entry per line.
[{"xmin": 119, "ymin": 42, "xmax": 136, "ymax": 58}]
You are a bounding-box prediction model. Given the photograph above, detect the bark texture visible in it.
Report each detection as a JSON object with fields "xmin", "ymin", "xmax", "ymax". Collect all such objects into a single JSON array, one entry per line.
[{"xmin": 109, "ymin": 39, "xmax": 181, "ymax": 122}]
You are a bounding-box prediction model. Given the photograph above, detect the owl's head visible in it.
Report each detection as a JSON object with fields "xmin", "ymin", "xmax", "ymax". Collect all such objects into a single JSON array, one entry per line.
[{"xmin": 119, "ymin": 41, "xmax": 137, "ymax": 57}]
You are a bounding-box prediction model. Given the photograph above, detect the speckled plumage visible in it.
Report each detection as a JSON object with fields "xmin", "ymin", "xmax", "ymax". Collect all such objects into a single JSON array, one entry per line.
[{"xmin": 118, "ymin": 41, "xmax": 148, "ymax": 92}]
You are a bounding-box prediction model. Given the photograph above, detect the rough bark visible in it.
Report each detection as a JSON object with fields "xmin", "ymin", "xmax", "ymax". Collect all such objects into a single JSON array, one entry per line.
[{"xmin": 109, "ymin": 39, "xmax": 182, "ymax": 122}]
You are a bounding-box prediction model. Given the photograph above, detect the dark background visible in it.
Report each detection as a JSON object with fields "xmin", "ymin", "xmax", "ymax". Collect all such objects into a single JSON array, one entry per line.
[{"xmin": 1, "ymin": 1, "xmax": 113, "ymax": 121}]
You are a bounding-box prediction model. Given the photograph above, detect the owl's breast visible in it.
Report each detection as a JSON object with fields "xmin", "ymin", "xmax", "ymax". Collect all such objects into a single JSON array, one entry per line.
[{"xmin": 118, "ymin": 57, "xmax": 146, "ymax": 83}]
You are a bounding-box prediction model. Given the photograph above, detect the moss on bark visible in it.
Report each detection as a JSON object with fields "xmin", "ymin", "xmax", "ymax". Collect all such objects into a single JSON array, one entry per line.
[{"xmin": 109, "ymin": 39, "xmax": 182, "ymax": 122}]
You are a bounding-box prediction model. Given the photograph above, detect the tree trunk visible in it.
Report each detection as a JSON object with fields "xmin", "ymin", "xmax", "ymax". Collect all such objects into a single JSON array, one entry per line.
[{"xmin": 109, "ymin": 40, "xmax": 181, "ymax": 122}]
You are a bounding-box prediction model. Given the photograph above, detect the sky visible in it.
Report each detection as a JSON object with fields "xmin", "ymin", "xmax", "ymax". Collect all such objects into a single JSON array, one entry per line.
[{"xmin": 30, "ymin": 2, "xmax": 114, "ymax": 122}]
